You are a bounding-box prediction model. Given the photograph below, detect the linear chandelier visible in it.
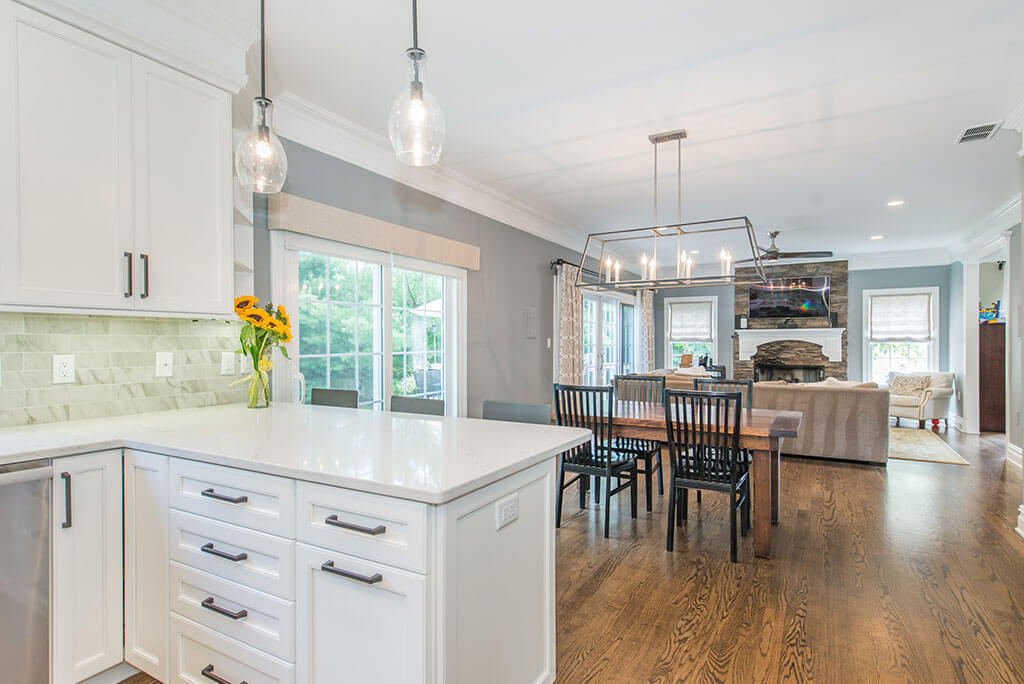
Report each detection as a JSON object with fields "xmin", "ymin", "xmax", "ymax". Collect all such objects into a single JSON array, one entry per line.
[{"xmin": 575, "ymin": 130, "xmax": 767, "ymax": 291}]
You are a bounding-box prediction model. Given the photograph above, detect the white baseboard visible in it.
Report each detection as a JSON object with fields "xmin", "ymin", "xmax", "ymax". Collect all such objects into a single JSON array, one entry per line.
[
  {"xmin": 1017, "ymin": 505, "xmax": 1024, "ymax": 541},
  {"xmin": 1007, "ymin": 442, "xmax": 1023, "ymax": 470},
  {"xmin": 951, "ymin": 415, "xmax": 966, "ymax": 432}
]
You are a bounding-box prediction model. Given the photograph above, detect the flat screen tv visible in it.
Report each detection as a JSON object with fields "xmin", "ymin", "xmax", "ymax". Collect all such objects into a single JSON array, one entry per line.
[{"xmin": 748, "ymin": 276, "xmax": 830, "ymax": 318}]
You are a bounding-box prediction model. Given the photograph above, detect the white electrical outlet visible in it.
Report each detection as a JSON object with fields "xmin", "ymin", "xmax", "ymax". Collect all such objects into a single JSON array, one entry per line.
[
  {"xmin": 155, "ymin": 352, "xmax": 173, "ymax": 377},
  {"xmin": 220, "ymin": 351, "xmax": 236, "ymax": 375},
  {"xmin": 495, "ymin": 493, "xmax": 519, "ymax": 530},
  {"xmin": 52, "ymin": 354, "xmax": 75, "ymax": 384}
]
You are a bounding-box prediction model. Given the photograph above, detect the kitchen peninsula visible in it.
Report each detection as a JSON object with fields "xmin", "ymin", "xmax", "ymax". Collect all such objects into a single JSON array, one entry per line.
[{"xmin": 0, "ymin": 403, "xmax": 590, "ymax": 684}]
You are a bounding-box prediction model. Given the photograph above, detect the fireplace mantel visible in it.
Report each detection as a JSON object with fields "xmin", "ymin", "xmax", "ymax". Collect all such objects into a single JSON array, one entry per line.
[{"xmin": 735, "ymin": 328, "xmax": 845, "ymax": 362}]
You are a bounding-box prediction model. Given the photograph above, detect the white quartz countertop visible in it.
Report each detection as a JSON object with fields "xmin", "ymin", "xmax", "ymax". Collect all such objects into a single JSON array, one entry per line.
[{"xmin": 0, "ymin": 404, "xmax": 591, "ymax": 504}]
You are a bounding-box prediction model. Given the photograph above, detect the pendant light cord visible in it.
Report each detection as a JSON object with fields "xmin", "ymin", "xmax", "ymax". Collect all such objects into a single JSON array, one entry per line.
[
  {"xmin": 259, "ymin": 0, "xmax": 267, "ymax": 100},
  {"xmin": 412, "ymin": 0, "xmax": 419, "ymax": 50}
]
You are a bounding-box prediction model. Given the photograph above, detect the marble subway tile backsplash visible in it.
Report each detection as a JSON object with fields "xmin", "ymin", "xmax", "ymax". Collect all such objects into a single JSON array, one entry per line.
[{"xmin": 0, "ymin": 312, "xmax": 246, "ymax": 428}]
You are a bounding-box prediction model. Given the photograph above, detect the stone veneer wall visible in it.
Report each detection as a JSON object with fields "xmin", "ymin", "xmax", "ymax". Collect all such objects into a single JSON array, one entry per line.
[
  {"xmin": 733, "ymin": 260, "xmax": 849, "ymax": 380},
  {"xmin": 0, "ymin": 312, "xmax": 246, "ymax": 428}
]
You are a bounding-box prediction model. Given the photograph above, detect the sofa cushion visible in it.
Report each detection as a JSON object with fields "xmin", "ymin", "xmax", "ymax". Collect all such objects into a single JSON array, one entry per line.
[
  {"xmin": 889, "ymin": 374, "xmax": 930, "ymax": 397},
  {"xmin": 889, "ymin": 393, "xmax": 922, "ymax": 408}
]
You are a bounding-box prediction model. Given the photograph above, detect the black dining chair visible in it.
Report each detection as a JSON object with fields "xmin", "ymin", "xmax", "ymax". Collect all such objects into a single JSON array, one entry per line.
[
  {"xmin": 664, "ymin": 388, "xmax": 750, "ymax": 562},
  {"xmin": 706, "ymin": 364, "xmax": 727, "ymax": 380},
  {"xmin": 389, "ymin": 395, "xmax": 445, "ymax": 416},
  {"xmin": 693, "ymin": 378, "xmax": 753, "ymax": 408},
  {"xmin": 481, "ymin": 400, "xmax": 551, "ymax": 425},
  {"xmin": 552, "ymin": 384, "xmax": 637, "ymax": 538},
  {"xmin": 613, "ymin": 374, "xmax": 665, "ymax": 511},
  {"xmin": 310, "ymin": 388, "xmax": 359, "ymax": 408}
]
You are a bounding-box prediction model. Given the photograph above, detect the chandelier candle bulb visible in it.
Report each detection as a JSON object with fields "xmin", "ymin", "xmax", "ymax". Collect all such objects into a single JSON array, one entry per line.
[
  {"xmin": 641, "ymin": 254, "xmax": 648, "ymax": 280},
  {"xmin": 614, "ymin": 261, "xmax": 621, "ymax": 282}
]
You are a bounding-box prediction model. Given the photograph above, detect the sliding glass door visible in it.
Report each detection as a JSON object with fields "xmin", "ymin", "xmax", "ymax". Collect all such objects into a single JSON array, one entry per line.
[{"xmin": 274, "ymin": 233, "xmax": 464, "ymax": 414}]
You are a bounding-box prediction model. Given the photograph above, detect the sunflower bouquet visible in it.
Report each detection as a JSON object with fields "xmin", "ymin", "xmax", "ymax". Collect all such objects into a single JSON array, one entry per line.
[{"xmin": 233, "ymin": 295, "xmax": 292, "ymax": 408}]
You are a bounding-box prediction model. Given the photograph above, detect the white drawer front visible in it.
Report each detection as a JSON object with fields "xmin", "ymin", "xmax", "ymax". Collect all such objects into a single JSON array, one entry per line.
[
  {"xmin": 169, "ymin": 458, "xmax": 295, "ymax": 537},
  {"xmin": 296, "ymin": 481, "xmax": 429, "ymax": 573},
  {"xmin": 169, "ymin": 510, "xmax": 294, "ymax": 599},
  {"xmin": 170, "ymin": 614, "xmax": 294, "ymax": 684},
  {"xmin": 170, "ymin": 561, "xmax": 295, "ymax": 662},
  {"xmin": 295, "ymin": 543, "xmax": 426, "ymax": 684}
]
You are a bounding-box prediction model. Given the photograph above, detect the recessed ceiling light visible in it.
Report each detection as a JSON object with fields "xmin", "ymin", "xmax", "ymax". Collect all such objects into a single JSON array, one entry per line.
[
  {"xmin": 870, "ymin": 234, "xmax": 884, "ymax": 240},
  {"xmin": 887, "ymin": 200, "xmax": 905, "ymax": 207}
]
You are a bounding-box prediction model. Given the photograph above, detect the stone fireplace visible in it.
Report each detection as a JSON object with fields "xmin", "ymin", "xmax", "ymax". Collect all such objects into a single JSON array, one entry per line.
[{"xmin": 733, "ymin": 261, "xmax": 849, "ymax": 381}]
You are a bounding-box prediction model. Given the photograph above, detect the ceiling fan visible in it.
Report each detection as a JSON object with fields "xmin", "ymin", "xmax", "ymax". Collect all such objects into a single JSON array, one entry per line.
[{"xmin": 735, "ymin": 231, "xmax": 833, "ymax": 264}]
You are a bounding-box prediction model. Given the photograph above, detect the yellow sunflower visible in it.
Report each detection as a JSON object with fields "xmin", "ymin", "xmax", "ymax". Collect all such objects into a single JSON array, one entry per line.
[
  {"xmin": 280, "ymin": 326, "xmax": 293, "ymax": 344},
  {"xmin": 265, "ymin": 318, "xmax": 285, "ymax": 334},
  {"xmin": 276, "ymin": 304, "xmax": 289, "ymax": 326},
  {"xmin": 234, "ymin": 295, "xmax": 259, "ymax": 314},
  {"xmin": 240, "ymin": 308, "xmax": 269, "ymax": 327}
]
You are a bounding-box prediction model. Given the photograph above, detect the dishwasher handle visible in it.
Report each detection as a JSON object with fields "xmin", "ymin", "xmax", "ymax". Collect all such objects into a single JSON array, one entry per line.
[{"xmin": 60, "ymin": 472, "xmax": 72, "ymax": 529}]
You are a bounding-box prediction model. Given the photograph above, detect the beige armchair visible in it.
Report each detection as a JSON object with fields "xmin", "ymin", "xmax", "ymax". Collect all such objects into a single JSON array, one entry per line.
[{"xmin": 885, "ymin": 371, "xmax": 955, "ymax": 428}]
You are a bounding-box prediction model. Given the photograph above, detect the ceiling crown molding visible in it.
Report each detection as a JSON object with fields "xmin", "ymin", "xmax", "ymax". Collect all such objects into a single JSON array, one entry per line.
[
  {"xmin": 272, "ymin": 91, "xmax": 586, "ymax": 253},
  {"xmin": 1004, "ymin": 96, "xmax": 1024, "ymax": 156},
  {"xmin": 16, "ymin": 0, "xmax": 256, "ymax": 92},
  {"xmin": 954, "ymin": 193, "xmax": 1021, "ymax": 262}
]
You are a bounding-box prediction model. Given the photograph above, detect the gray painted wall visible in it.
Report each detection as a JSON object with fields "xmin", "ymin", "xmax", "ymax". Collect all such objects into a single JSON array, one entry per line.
[
  {"xmin": 253, "ymin": 139, "xmax": 579, "ymax": 416},
  {"xmin": 847, "ymin": 265, "xmax": 952, "ymax": 381},
  {"xmin": 653, "ymin": 285, "xmax": 735, "ymax": 374},
  {"xmin": 948, "ymin": 261, "xmax": 964, "ymax": 420},
  {"xmin": 979, "ymin": 261, "xmax": 1005, "ymax": 310}
]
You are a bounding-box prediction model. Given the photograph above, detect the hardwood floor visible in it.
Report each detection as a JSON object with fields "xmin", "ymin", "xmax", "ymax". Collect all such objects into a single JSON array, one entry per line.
[
  {"xmin": 555, "ymin": 429, "xmax": 1024, "ymax": 683},
  {"xmin": 122, "ymin": 429, "xmax": 1024, "ymax": 683}
]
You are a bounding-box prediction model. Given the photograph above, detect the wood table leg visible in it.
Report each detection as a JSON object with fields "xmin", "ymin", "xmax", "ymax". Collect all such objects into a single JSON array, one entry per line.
[
  {"xmin": 770, "ymin": 439, "xmax": 781, "ymax": 524},
  {"xmin": 752, "ymin": 448, "xmax": 771, "ymax": 558}
]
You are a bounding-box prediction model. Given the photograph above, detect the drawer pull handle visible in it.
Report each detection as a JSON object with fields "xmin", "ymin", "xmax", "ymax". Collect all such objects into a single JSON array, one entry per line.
[
  {"xmin": 321, "ymin": 560, "xmax": 382, "ymax": 585},
  {"xmin": 201, "ymin": 542, "xmax": 248, "ymax": 563},
  {"xmin": 201, "ymin": 597, "xmax": 248, "ymax": 620},
  {"xmin": 325, "ymin": 514, "xmax": 386, "ymax": 536},
  {"xmin": 201, "ymin": 664, "xmax": 247, "ymax": 684},
  {"xmin": 201, "ymin": 488, "xmax": 249, "ymax": 504}
]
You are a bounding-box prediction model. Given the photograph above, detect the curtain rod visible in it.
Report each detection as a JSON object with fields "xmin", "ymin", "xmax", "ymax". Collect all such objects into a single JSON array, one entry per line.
[{"xmin": 549, "ymin": 258, "xmax": 580, "ymax": 271}]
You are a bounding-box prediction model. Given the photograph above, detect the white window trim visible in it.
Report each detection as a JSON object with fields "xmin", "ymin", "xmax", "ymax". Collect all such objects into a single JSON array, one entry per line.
[
  {"xmin": 269, "ymin": 230, "xmax": 469, "ymax": 417},
  {"xmin": 663, "ymin": 295, "xmax": 718, "ymax": 369},
  {"xmin": 862, "ymin": 286, "xmax": 940, "ymax": 384}
]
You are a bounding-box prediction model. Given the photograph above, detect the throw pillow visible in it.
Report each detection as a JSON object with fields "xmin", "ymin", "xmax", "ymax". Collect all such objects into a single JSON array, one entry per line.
[{"xmin": 889, "ymin": 374, "xmax": 929, "ymax": 397}]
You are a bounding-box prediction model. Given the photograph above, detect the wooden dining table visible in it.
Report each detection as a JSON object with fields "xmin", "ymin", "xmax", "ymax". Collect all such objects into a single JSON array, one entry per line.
[{"xmin": 605, "ymin": 401, "xmax": 801, "ymax": 559}]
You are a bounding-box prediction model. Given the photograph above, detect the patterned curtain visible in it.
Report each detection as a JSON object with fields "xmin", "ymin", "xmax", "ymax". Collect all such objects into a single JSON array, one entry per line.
[
  {"xmin": 638, "ymin": 289, "xmax": 655, "ymax": 372},
  {"xmin": 556, "ymin": 263, "xmax": 583, "ymax": 384}
]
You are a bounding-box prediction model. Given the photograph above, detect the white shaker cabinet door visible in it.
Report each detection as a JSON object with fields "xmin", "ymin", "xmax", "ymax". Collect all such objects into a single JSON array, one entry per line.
[
  {"xmin": 130, "ymin": 53, "xmax": 233, "ymax": 316},
  {"xmin": 124, "ymin": 450, "xmax": 170, "ymax": 682},
  {"xmin": 52, "ymin": 450, "xmax": 124, "ymax": 684},
  {"xmin": 294, "ymin": 542, "xmax": 428, "ymax": 684},
  {"xmin": 0, "ymin": 1, "xmax": 134, "ymax": 309}
]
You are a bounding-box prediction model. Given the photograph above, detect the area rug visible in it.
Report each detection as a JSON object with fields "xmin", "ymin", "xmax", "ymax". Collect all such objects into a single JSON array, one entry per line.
[{"xmin": 889, "ymin": 428, "xmax": 969, "ymax": 465}]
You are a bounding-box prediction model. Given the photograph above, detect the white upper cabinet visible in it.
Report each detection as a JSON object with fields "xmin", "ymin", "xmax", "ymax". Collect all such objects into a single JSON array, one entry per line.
[
  {"xmin": 131, "ymin": 54, "xmax": 233, "ymax": 315},
  {"xmin": 0, "ymin": 1, "xmax": 234, "ymax": 317},
  {"xmin": 0, "ymin": 2, "xmax": 134, "ymax": 309}
]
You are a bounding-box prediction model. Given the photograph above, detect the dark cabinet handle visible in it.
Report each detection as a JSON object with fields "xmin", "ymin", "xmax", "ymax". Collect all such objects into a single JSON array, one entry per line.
[
  {"xmin": 325, "ymin": 514, "xmax": 385, "ymax": 536},
  {"xmin": 140, "ymin": 253, "xmax": 149, "ymax": 299},
  {"xmin": 123, "ymin": 252, "xmax": 133, "ymax": 298},
  {"xmin": 201, "ymin": 597, "xmax": 248, "ymax": 620},
  {"xmin": 321, "ymin": 560, "xmax": 382, "ymax": 585},
  {"xmin": 201, "ymin": 664, "xmax": 247, "ymax": 684},
  {"xmin": 201, "ymin": 488, "xmax": 248, "ymax": 504},
  {"xmin": 60, "ymin": 472, "xmax": 72, "ymax": 529},
  {"xmin": 200, "ymin": 542, "xmax": 247, "ymax": 562}
]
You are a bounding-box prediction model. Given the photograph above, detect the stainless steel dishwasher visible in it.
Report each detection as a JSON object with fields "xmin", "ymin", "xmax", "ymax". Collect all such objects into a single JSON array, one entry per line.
[{"xmin": 0, "ymin": 459, "xmax": 52, "ymax": 684}]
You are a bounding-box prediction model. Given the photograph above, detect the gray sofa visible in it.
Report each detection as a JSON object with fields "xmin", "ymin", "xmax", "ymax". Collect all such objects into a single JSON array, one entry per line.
[{"xmin": 752, "ymin": 382, "xmax": 889, "ymax": 465}]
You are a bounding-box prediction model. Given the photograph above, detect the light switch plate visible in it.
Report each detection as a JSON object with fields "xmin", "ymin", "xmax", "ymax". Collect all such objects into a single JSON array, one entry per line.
[
  {"xmin": 220, "ymin": 351, "xmax": 236, "ymax": 375},
  {"xmin": 52, "ymin": 354, "xmax": 75, "ymax": 384},
  {"xmin": 155, "ymin": 352, "xmax": 173, "ymax": 377},
  {"xmin": 495, "ymin": 493, "xmax": 519, "ymax": 530}
]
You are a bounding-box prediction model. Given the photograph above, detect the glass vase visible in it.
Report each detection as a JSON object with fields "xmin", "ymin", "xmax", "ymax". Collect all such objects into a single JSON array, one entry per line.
[{"xmin": 246, "ymin": 359, "xmax": 270, "ymax": 409}]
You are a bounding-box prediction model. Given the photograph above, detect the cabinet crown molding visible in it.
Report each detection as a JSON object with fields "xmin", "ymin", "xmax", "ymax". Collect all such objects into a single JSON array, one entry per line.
[{"xmin": 15, "ymin": 0, "xmax": 255, "ymax": 92}]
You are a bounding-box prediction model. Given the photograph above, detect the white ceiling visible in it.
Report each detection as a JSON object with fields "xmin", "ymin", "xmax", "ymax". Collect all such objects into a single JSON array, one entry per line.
[{"xmin": 248, "ymin": 0, "xmax": 1024, "ymax": 263}]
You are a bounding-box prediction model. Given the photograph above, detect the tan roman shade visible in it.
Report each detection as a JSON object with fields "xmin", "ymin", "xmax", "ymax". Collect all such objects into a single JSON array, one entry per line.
[{"xmin": 267, "ymin": 192, "xmax": 480, "ymax": 271}]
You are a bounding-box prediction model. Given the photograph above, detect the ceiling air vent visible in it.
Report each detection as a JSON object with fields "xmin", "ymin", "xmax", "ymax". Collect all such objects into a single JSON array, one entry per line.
[{"xmin": 956, "ymin": 122, "xmax": 1001, "ymax": 143}]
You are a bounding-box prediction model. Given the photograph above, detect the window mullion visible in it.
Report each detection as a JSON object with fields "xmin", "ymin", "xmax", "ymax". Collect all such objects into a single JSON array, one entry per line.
[{"xmin": 382, "ymin": 265, "xmax": 394, "ymax": 410}]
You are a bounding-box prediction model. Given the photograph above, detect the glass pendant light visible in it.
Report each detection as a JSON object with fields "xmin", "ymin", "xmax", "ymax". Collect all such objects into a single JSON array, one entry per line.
[
  {"xmin": 388, "ymin": 0, "xmax": 445, "ymax": 166},
  {"xmin": 236, "ymin": 0, "xmax": 287, "ymax": 194}
]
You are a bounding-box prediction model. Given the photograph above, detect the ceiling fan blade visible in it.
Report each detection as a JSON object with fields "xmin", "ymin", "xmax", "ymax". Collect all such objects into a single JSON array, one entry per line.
[{"xmin": 773, "ymin": 251, "xmax": 833, "ymax": 259}]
